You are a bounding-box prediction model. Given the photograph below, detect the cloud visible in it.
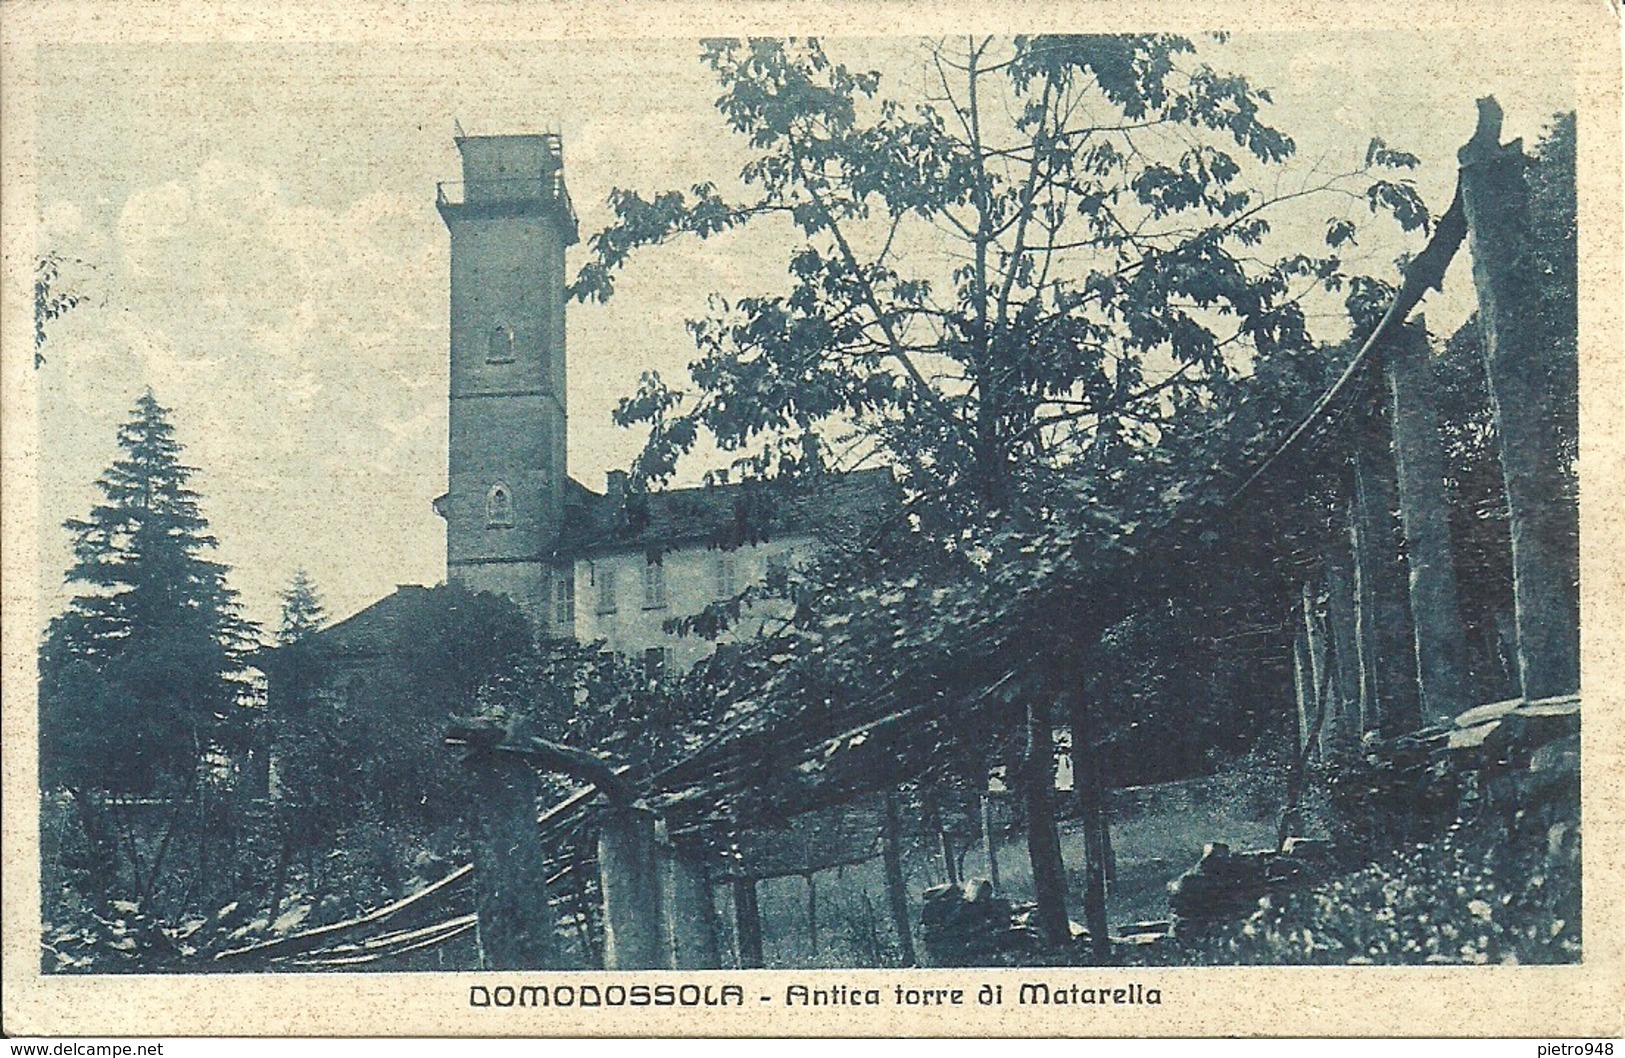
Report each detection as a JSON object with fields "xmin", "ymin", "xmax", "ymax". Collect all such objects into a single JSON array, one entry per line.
[{"xmin": 41, "ymin": 158, "xmax": 450, "ymax": 628}]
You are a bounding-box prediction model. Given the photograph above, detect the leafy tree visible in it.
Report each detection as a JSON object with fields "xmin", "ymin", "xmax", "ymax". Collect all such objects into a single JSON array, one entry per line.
[
  {"xmin": 572, "ymin": 35, "xmax": 1429, "ymax": 949},
  {"xmin": 578, "ymin": 37, "xmax": 1424, "ymax": 517},
  {"xmin": 40, "ymin": 391, "xmax": 256, "ymax": 797},
  {"xmin": 34, "ymin": 251, "xmax": 90, "ymax": 368}
]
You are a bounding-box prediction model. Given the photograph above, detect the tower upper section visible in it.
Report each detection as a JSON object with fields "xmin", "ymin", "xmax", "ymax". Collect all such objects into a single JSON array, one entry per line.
[
  {"xmin": 436, "ymin": 133, "xmax": 579, "ymax": 235},
  {"xmin": 437, "ymin": 133, "xmax": 578, "ymax": 403}
]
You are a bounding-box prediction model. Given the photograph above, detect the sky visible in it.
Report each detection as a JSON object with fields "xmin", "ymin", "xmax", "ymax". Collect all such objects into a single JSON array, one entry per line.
[{"xmin": 19, "ymin": 26, "xmax": 1581, "ymax": 633}]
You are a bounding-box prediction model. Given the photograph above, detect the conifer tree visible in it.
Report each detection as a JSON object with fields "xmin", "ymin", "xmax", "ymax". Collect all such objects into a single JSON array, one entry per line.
[
  {"xmin": 264, "ymin": 568, "xmax": 329, "ymax": 724},
  {"xmin": 40, "ymin": 391, "xmax": 256, "ymax": 795},
  {"xmin": 277, "ymin": 568, "xmax": 327, "ymax": 646}
]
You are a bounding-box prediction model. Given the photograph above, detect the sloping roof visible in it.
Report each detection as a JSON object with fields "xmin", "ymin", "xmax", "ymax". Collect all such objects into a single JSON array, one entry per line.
[
  {"xmin": 554, "ymin": 467, "xmax": 896, "ymax": 559},
  {"xmin": 303, "ymin": 584, "xmax": 435, "ymax": 660}
]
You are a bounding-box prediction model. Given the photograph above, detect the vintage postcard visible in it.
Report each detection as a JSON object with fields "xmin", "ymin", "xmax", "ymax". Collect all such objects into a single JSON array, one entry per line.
[{"xmin": 2, "ymin": 0, "xmax": 1621, "ymax": 1039}]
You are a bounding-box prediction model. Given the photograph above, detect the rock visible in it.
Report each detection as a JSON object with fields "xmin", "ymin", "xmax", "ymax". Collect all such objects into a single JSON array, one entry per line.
[
  {"xmin": 918, "ymin": 878, "xmax": 1080, "ymax": 965},
  {"xmin": 919, "ymin": 879, "xmax": 1014, "ymax": 965},
  {"xmin": 1168, "ymin": 843, "xmax": 1331, "ymax": 928}
]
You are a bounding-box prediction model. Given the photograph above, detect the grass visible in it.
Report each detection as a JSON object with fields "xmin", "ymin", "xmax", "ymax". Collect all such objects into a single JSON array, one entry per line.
[{"xmin": 718, "ymin": 774, "xmax": 1285, "ymax": 967}]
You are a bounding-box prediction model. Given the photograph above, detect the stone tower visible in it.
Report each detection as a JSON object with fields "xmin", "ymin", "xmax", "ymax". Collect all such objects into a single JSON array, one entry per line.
[{"xmin": 435, "ymin": 133, "xmax": 577, "ymax": 629}]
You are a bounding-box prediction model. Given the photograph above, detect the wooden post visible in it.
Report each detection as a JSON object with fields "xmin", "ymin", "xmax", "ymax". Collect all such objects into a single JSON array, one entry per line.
[
  {"xmin": 1352, "ymin": 392, "xmax": 1423, "ymax": 735},
  {"xmin": 659, "ymin": 834, "xmax": 722, "ymax": 970},
  {"xmin": 465, "ymin": 751, "xmax": 555, "ymax": 969},
  {"xmin": 1457, "ymin": 96, "xmax": 1580, "ymax": 701},
  {"xmin": 732, "ymin": 876, "xmax": 764, "ymax": 969},
  {"xmin": 880, "ymin": 791, "xmax": 916, "ymax": 966},
  {"xmin": 1024, "ymin": 697, "xmax": 1071, "ymax": 948},
  {"xmin": 1386, "ymin": 317, "xmax": 1473, "ymax": 722},
  {"xmin": 980, "ymin": 794, "xmax": 1001, "ymax": 895},
  {"xmin": 597, "ymin": 806, "xmax": 666, "ymax": 970},
  {"xmin": 1067, "ymin": 687, "xmax": 1112, "ymax": 959}
]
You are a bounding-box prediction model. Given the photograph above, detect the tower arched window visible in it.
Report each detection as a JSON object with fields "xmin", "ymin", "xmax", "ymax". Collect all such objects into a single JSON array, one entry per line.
[
  {"xmin": 486, "ymin": 483, "xmax": 514, "ymax": 528},
  {"xmin": 487, "ymin": 323, "xmax": 515, "ymax": 363}
]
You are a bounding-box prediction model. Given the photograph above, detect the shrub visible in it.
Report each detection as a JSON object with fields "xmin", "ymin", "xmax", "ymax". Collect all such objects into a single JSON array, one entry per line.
[{"xmin": 1139, "ymin": 815, "xmax": 1579, "ymax": 965}]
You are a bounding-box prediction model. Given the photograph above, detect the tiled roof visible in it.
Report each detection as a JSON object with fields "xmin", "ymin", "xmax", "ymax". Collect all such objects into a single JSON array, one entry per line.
[{"xmin": 553, "ymin": 467, "xmax": 896, "ymax": 559}]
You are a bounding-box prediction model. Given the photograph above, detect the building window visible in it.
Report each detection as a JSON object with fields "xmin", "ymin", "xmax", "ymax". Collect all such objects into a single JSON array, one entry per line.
[
  {"xmin": 486, "ymin": 483, "xmax": 514, "ymax": 528},
  {"xmin": 642, "ymin": 553, "xmax": 667, "ymax": 610},
  {"xmin": 554, "ymin": 572, "xmax": 575, "ymax": 626},
  {"xmin": 595, "ymin": 564, "xmax": 618, "ymax": 614},
  {"xmin": 644, "ymin": 646, "xmax": 672, "ymax": 683},
  {"xmin": 715, "ymin": 553, "xmax": 737, "ymax": 598},
  {"xmin": 488, "ymin": 324, "xmax": 515, "ymax": 363}
]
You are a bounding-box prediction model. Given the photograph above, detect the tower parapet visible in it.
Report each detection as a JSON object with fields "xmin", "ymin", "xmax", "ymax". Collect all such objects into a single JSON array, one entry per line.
[{"xmin": 436, "ymin": 133, "xmax": 578, "ymax": 236}]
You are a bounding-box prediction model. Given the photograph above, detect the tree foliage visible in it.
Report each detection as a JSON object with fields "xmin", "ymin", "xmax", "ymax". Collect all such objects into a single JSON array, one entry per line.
[
  {"xmin": 39, "ymin": 391, "xmax": 256, "ymax": 795},
  {"xmin": 270, "ymin": 582, "xmax": 536, "ymax": 833},
  {"xmin": 567, "ymin": 36, "xmax": 1432, "ymax": 799},
  {"xmin": 576, "ymin": 36, "xmax": 1425, "ymax": 532},
  {"xmin": 34, "ymin": 251, "xmax": 91, "ymax": 369}
]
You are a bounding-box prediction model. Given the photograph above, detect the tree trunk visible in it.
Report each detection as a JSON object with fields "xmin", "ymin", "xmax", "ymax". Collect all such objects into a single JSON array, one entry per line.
[
  {"xmin": 467, "ymin": 752, "xmax": 554, "ymax": 970},
  {"xmin": 1457, "ymin": 97, "xmax": 1580, "ymax": 701},
  {"xmin": 732, "ymin": 876, "xmax": 764, "ymax": 969},
  {"xmin": 1024, "ymin": 697, "xmax": 1071, "ymax": 948},
  {"xmin": 1323, "ymin": 521, "xmax": 1363, "ymax": 758},
  {"xmin": 195, "ymin": 782, "xmax": 209, "ymax": 908},
  {"xmin": 1284, "ymin": 623, "xmax": 1312, "ymax": 843},
  {"xmin": 1352, "ymin": 393, "xmax": 1424, "ymax": 735},
  {"xmin": 264, "ymin": 830, "xmax": 293, "ymax": 928},
  {"xmin": 922, "ymin": 793, "xmax": 958, "ymax": 886},
  {"xmin": 805, "ymin": 873, "xmax": 819, "ymax": 954},
  {"xmin": 1347, "ymin": 476, "xmax": 1378, "ymax": 738},
  {"xmin": 1386, "ymin": 317, "xmax": 1473, "ymax": 722},
  {"xmin": 66, "ymin": 787, "xmax": 119, "ymax": 905},
  {"xmin": 597, "ymin": 806, "xmax": 666, "ymax": 970},
  {"xmin": 1068, "ymin": 688, "xmax": 1112, "ymax": 960},
  {"xmin": 1300, "ymin": 585, "xmax": 1329, "ymax": 755},
  {"xmin": 980, "ymin": 794, "xmax": 1001, "ymax": 895},
  {"xmin": 880, "ymin": 791, "xmax": 916, "ymax": 966}
]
